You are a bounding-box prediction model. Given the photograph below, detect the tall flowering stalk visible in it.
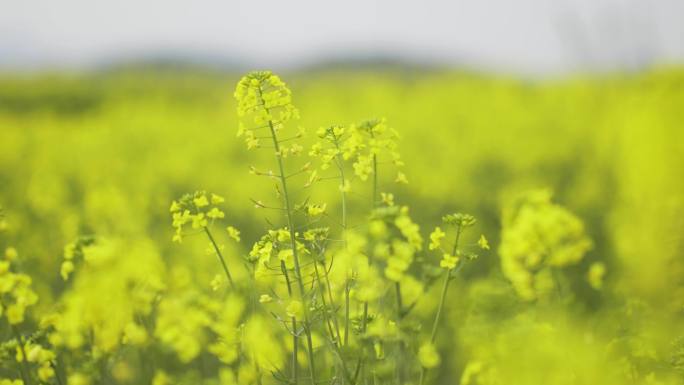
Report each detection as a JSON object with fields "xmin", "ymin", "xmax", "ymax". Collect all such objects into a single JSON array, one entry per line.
[
  {"xmin": 419, "ymin": 213, "xmax": 486, "ymax": 384},
  {"xmin": 166, "ymin": 71, "xmax": 488, "ymax": 385},
  {"xmin": 235, "ymin": 71, "xmax": 318, "ymax": 385},
  {"xmin": 170, "ymin": 191, "xmax": 237, "ymax": 288}
]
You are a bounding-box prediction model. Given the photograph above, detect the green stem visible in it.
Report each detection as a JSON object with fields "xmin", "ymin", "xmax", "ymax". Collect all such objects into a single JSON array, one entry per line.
[
  {"xmin": 281, "ymin": 261, "xmax": 299, "ymax": 383},
  {"xmin": 314, "ymin": 256, "xmax": 355, "ymax": 385},
  {"xmin": 419, "ymin": 269, "xmax": 451, "ymax": 385},
  {"xmin": 419, "ymin": 225, "xmax": 462, "ymax": 385},
  {"xmin": 370, "ymin": 129, "xmax": 378, "ymax": 208},
  {"xmin": 323, "ymin": 259, "xmax": 343, "ymax": 347},
  {"xmin": 344, "ymin": 281, "xmax": 351, "ymax": 346},
  {"xmin": 203, "ymin": 226, "xmax": 234, "ymax": 288},
  {"xmin": 429, "ymin": 271, "xmax": 451, "ymax": 344},
  {"xmin": 51, "ymin": 361, "xmax": 65, "ymax": 385},
  {"xmin": 395, "ymin": 282, "xmax": 405, "ymax": 385},
  {"xmin": 312, "ymin": 256, "xmax": 341, "ymax": 347},
  {"xmin": 333, "ymin": 146, "xmax": 351, "ymax": 348},
  {"xmin": 259, "ymin": 86, "xmax": 317, "ymax": 385},
  {"xmin": 359, "ymin": 145, "xmax": 379, "ymax": 385},
  {"xmin": 322, "ymin": 331, "xmax": 355, "ymax": 384},
  {"xmin": 332, "ymin": 147, "xmax": 348, "ymax": 234},
  {"xmin": 451, "ymin": 226, "xmax": 462, "ymax": 258}
]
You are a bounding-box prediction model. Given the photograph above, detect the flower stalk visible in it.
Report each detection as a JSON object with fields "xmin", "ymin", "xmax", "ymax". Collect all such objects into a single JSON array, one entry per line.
[{"xmin": 258, "ymin": 86, "xmax": 319, "ymax": 385}]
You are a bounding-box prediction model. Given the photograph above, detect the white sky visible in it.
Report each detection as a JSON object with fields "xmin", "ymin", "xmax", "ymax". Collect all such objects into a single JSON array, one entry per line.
[{"xmin": 0, "ymin": 0, "xmax": 682, "ymax": 74}]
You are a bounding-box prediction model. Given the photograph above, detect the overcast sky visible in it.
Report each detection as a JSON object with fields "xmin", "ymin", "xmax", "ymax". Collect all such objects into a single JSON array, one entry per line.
[{"xmin": 1, "ymin": 0, "xmax": 682, "ymax": 74}]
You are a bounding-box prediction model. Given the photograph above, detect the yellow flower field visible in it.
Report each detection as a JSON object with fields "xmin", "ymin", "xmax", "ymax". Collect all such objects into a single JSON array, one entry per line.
[{"xmin": 0, "ymin": 68, "xmax": 683, "ymax": 384}]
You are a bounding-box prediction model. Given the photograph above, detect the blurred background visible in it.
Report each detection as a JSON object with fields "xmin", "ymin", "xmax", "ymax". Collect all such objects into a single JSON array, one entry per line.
[
  {"xmin": 1, "ymin": 1, "xmax": 684, "ymax": 384},
  {"xmin": 1, "ymin": 0, "xmax": 684, "ymax": 74}
]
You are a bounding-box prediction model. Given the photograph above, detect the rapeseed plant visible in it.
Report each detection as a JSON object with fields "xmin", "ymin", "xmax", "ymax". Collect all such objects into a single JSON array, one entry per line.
[
  {"xmin": 170, "ymin": 191, "xmax": 236, "ymax": 287},
  {"xmin": 1, "ymin": 208, "xmax": 60, "ymax": 385},
  {"xmin": 2, "ymin": 69, "xmax": 682, "ymax": 385},
  {"xmin": 499, "ymin": 189, "xmax": 593, "ymax": 301},
  {"xmin": 164, "ymin": 70, "xmax": 489, "ymax": 385}
]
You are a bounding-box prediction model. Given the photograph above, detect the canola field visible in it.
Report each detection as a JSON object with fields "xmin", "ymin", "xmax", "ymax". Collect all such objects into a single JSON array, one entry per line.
[{"xmin": 0, "ymin": 68, "xmax": 683, "ymax": 385}]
